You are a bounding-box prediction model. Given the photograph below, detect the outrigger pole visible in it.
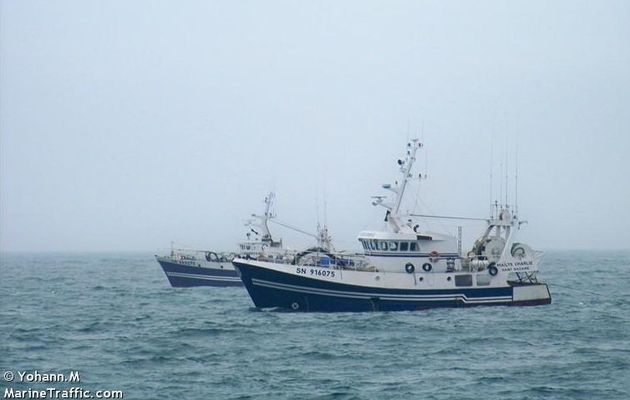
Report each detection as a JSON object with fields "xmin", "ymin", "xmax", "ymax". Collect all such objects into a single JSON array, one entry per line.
[
  {"xmin": 270, "ymin": 219, "xmax": 318, "ymax": 239},
  {"xmin": 270, "ymin": 219, "xmax": 334, "ymax": 250}
]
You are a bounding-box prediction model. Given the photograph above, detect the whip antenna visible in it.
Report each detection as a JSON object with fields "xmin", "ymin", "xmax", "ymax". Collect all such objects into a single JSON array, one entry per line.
[{"xmin": 515, "ymin": 136, "xmax": 519, "ymax": 216}]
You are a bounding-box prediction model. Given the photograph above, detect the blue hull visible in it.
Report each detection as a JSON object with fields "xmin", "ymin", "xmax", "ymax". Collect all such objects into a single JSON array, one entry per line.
[
  {"xmin": 233, "ymin": 261, "xmax": 551, "ymax": 312},
  {"xmin": 157, "ymin": 259, "xmax": 242, "ymax": 287}
]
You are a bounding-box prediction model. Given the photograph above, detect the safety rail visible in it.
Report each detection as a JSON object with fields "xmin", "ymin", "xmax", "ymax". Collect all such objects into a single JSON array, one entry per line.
[{"xmin": 159, "ymin": 248, "xmax": 235, "ymax": 262}]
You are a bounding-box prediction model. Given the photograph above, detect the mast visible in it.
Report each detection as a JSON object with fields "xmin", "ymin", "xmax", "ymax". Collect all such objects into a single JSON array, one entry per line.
[
  {"xmin": 373, "ymin": 139, "xmax": 423, "ymax": 233},
  {"xmin": 392, "ymin": 139, "xmax": 420, "ymax": 214},
  {"xmin": 250, "ymin": 192, "xmax": 276, "ymax": 243}
]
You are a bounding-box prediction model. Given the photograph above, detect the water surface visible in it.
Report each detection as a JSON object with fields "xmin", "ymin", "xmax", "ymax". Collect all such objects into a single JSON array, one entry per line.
[{"xmin": 1, "ymin": 251, "xmax": 629, "ymax": 399}]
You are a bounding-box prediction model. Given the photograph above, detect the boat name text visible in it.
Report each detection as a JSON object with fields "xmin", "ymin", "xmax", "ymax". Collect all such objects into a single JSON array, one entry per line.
[
  {"xmin": 497, "ymin": 260, "xmax": 534, "ymax": 271},
  {"xmin": 295, "ymin": 267, "xmax": 336, "ymax": 278}
]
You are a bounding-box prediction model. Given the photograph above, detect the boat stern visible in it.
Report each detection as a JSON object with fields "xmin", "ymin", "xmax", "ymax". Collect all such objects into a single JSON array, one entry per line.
[{"xmin": 511, "ymin": 283, "xmax": 552, "ymax": 306}]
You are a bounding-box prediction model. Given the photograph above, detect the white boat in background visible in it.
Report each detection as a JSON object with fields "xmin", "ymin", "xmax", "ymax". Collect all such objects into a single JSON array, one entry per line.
[
  {"xmin": 233, "ymin": 139, "xmax": 551, "ymax": 311},
  {"xmin": 155, "ymin": 193, "xmax": 292, "ymax": 287},
  {"xmin": 155, "ymin": 247, "xmax": 242, "ymax": 287},
  {"xmin": 155, "ymin": 193, "xmax": 364, "ymax": 287}
]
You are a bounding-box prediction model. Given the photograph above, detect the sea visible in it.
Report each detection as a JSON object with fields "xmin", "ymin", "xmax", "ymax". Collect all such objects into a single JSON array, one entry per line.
[{"xmin": 1, "ymin": 250, "xmax": 629, "ymax": 400}]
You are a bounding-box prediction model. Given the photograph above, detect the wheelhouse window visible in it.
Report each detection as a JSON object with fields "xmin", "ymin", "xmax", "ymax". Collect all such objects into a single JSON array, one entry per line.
[
  {"xmin": 409, "ymin": 242, "xmax": 418, "ymax": 252},
  {"xmin": 399, "ymin": 242, "xmax": 409, "ymax": 251},
  {"xmin": 379, "ymin": 241, "xmax": 388, "ymax": 251},
  {"xmin": 388, "ymin": 241, "xmax": 398, "ymax": 251}
]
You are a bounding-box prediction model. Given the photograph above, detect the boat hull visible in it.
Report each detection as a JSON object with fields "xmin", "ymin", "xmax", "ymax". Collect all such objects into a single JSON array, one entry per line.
[
  {"xmin": 156, "ymin": 257, "xmax": 242, "ymax": 287},
  {"xmin": 233, "ymin": 260, "xmax": 551, "ymax": 312}
]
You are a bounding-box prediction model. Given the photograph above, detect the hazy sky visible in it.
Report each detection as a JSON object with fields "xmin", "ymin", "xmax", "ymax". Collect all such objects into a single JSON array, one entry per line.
[{"xmin": 1, "ymin": 1, "xmax": 629, "ymax": 252}]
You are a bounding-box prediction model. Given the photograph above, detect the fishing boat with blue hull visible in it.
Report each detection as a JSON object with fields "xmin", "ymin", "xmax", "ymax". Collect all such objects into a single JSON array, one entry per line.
[
  {"xmin": 156, "ymin": 193, "xmax": 290, "ymax": 287},
  {"xmin": 233, "ymin": 139, "xmax": 551, "ymax": 311},
  {"xmin": 232, "ymin": 260, "xmax": 550, "ymax": 311},
  {"xmin": 156, "ymin": 250, "xmax": 242, "ymax": 287}
]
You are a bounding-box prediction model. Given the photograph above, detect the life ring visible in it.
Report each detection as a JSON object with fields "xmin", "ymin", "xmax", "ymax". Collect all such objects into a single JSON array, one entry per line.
[
  {"xmin": 405, "ymin": 263, "xmax": 415, "ymax": 273},
  {"xmin": 429, "ymin": 250, "xmax": 440, "ymax": 261},
  {"xmin": 422, "ymin": 263, "xmax": 432, "ymax": 272},
  {"xmin": 488, "ymin": 262, "xmax": 498, "ymax": 276}
]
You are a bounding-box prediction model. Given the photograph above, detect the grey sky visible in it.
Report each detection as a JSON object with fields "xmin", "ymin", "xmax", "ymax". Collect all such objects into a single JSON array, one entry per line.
[{"xmin": 1, "ymin": 1, "xmax": 629, "ymax": 252}]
